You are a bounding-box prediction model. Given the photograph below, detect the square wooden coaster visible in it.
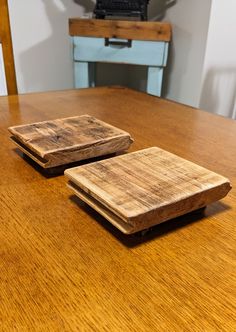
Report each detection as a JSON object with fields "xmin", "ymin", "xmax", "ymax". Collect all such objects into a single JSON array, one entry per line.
[
  {"xmin": 9, "ymin": 115, "xmax": 133, "ymax": 168},
  {"xmin": 65, "ymin": 147, "xmax": 231, "ymax": 234}
]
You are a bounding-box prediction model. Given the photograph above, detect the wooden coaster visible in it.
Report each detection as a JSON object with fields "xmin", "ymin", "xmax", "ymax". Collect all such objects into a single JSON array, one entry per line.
[
  {"xmin": 8, "ymin": 115, "xmax": 133, "ymax": 168},
  {"xmin": 65, "ymin": 147, "xmax": 231, "ymax": 234}
]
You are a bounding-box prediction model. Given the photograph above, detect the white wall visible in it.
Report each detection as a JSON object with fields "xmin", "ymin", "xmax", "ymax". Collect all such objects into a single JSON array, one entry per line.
[
  {"xmin": 8, "ymin": 0, "xmax": 94, "ymax": 94},
  {"xmin": 0, "ymin": 45, "xmax": 7, "ymax": 96},
  {"xmin": 153, "ymin": 0, "xmax": 212, "ymax": 107},
  {"xmin": 200, "ymin": 0, "xmax": 236, "ymax": 119},
  {"xmin": 8, "ymin": 1, "xmax": 236, "ymax": 119},
  {"xmin": 8, "ymin": 0, "xmax": 212, "ymax": 110}
]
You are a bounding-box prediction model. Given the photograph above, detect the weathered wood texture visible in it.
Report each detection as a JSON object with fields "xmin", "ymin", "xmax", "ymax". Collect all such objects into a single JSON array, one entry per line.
[
  {"xmin": 1, "ymin": 87, "xmax": 236, "ymax": 331},
  {"xmin": 9, "ymin": 115, "xmax": 133, "ymax": 168},
  {"xmin": 65, "ymin": 147, "xmax": 231, "ymax": 234},
  {"xmin": 69, "ymin": 18, "xmax": 172, "ymax": 41},
  {"xmin": 0, "ymin": 0, "xmax": 18, "ymax": 95}
]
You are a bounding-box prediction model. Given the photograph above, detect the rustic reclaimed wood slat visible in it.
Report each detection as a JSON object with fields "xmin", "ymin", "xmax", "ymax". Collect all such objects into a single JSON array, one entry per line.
[
  {"xmin": 69, "ymin": 18, "xmax": 172, "ymax": 41},
  {"xmin": 8, "ymin": 114, "xmax": 133, "ymax": 168},
  {"xmin": 65, "ymin": 147, "xmax": 231, "ymax": 234}
]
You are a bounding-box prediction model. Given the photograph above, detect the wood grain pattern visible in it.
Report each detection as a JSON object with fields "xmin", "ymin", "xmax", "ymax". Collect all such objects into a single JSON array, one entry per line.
[
  {"xmin": 65, "ymin": 147, "xmax": 231, "ymax": 233},
  {"xmin": 0, "ymin": 0, "xmax": 18, "ymax": 95},
  {"xmin": 1, "ymin": 87, "xmax": 236, "ymax": 331},
  {"xmin": 69, "ymin": 18, "xmax": 172, "ymax": 41},
  {"xmin": 8, "ymin": 115, "xmax": 133, "ymax": 168}
]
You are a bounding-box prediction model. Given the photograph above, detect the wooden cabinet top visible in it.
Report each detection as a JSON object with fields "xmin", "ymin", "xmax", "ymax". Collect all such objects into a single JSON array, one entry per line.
[{"xmin": 69, "ymin": 18, "xmax": 172, "ymax": 41}]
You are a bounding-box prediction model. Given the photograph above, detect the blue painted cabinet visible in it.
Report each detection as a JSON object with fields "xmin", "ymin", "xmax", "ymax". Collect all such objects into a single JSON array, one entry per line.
[{"xmin": 69, "ymin": 19, "xmax": 171, "ymax": 97}]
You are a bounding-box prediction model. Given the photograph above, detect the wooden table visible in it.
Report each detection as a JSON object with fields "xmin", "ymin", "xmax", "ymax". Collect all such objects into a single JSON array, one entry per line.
[
  {"xmin": 1, "ymin": 87, "xmax": 235, "ymax": 331},
  {"xmin": 69, "ymin": 19, "xmax": 171, "ymax": 96}
]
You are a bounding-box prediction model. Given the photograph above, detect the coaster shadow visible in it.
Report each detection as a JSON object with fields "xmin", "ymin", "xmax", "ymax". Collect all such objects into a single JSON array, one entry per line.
[
  {"xmin": 13, "ymin": 148, "xmax": 119, "ymax": 178},
  {"xmin": 70, "ymin": 195, "xmax": 231, "ymax": 248}
]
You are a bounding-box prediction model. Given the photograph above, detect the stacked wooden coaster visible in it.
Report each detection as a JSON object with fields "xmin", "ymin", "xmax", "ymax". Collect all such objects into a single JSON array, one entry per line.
[
  {"xmin": 65, "ymin": 147, "xmax": 231, "ymax": 234},
  {"xmin": 8, "ymin": 115, "xmax": 133, "ymax": 168}
]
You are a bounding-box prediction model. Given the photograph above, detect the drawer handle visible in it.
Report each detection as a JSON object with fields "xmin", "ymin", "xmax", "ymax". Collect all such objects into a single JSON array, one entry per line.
[{"xmin": 104, "ymin": 38, "xmax": 132, "ymax": 48}]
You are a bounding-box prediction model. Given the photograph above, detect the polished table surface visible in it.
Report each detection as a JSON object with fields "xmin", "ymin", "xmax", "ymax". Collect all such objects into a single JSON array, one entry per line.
[{"xmin": 0, "ymin": 87, "xmax": 235, "ymax": 331}]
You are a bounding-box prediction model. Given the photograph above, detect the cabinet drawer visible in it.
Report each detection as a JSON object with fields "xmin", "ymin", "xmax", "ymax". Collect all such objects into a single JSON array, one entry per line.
[{"xmin": 73, "ymin": 37, "xmax": 169, "ymax": 66}]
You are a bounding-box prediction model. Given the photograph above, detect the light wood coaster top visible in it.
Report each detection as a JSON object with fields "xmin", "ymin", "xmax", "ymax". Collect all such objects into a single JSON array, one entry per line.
[
  {"xmin": 65, "ymin": 147, "xmax": 231, "ymax": 233},
  {"xmin": 1, "ymin": 87, "xmax": 236, "ymax": 331},
  {"xmin": 8, "ymin": 114, "xmax": 133, "ymax": 168}
]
